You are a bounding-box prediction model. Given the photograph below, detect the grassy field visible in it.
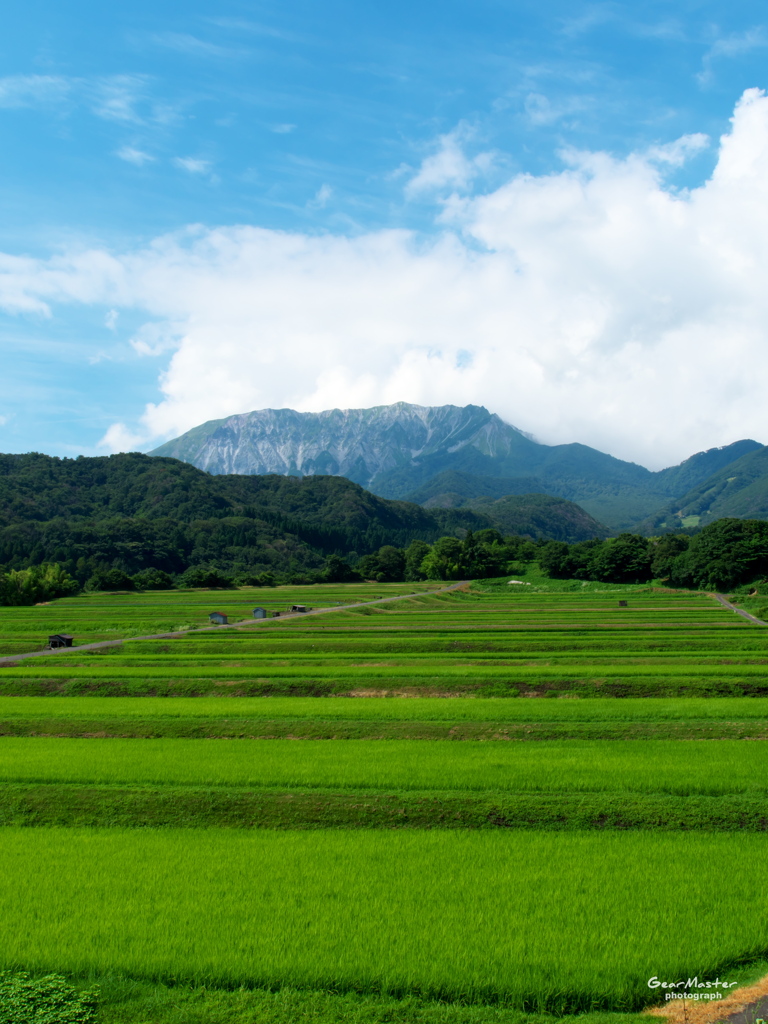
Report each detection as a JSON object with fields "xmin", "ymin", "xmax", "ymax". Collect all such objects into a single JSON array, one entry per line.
[{"xmin": 1, "ymin": 579, "xmax": 768, "ymax": 1022}]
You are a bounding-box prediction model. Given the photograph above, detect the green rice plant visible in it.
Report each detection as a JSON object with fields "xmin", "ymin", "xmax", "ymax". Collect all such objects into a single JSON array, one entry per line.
[
  {"xmin": 0, "ymin": 829, "xmax": 766, "ymax": 1011},
  {"xmin": 0, "ymin": 738, "xmax": 765, "ymax": 796},
  {"xmin": 2, "ymin": 695, "xmax": 768, "ymax": 722}
]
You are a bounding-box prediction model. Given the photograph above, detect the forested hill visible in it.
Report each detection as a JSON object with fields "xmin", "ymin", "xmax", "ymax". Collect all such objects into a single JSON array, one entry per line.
[
  {"xmin": 0, "ymin": 451, "xmax": 462, "ymax": 533},
  {"xmin": 0, "ymin": 453, "xmax": 604, "ymax": 582}
]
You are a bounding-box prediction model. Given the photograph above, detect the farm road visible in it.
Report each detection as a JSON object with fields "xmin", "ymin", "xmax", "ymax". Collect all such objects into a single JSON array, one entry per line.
[
  {"xmin": 0, "ymin": 581, "xmax": 470, "ymax": 665},
  {"xmin": 714, "ymin": 593, "xmax": 768, "ymax": 626},
  {"xmin": 647, "ymin": 970, "xmax": 768, "ymax": 1024}
]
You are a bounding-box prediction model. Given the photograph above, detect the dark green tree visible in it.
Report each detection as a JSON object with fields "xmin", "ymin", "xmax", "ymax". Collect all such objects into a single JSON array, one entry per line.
[
  {"xmin": 404, "ymin": 539, "xmax": 430, "ymax": 581},
  {"xmin": 131, "ymin": 568, "xmax": 175, "ymax": 590},
  {"xmin": 650, "ymin": 534, "xmax": 690, "ymax": 579},
  {"xmin": 178, "ymin": 565, "xmax": 233, "ymax": 589},
  {"xmin": 85, "ymin": 567, "xmax": 135, "ymax": 592},
  {"xmin": 591, "ymin": 534, "xmax": 652, "ymax": 583}
]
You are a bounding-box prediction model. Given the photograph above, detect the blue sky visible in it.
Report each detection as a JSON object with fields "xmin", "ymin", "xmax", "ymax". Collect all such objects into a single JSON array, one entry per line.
[{"xmin": 3, "ymin": 0, "xmax": 768, "ymax": 466}]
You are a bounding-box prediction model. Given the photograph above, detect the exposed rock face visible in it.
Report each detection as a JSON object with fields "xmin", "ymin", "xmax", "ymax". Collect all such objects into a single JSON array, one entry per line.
[
  {"xmin": 149, "ymin": 402, "xmax": 762, "ymax": 531},
  {"xmin": 149, "ymin": 402, "xmax": 533, "ymax": 488}
]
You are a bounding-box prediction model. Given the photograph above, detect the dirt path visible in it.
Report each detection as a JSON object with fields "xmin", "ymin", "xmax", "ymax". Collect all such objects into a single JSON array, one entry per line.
[
  {"xmin": 0, "ymin": 581, "xmax": 469, "ymax": 666},
  {"xmin": 714, "ymin": 593, "xmax": 768, "ymax": 626},
  {"xmin": 646, "ymin": 971, "xmax": 768, "ymax": 1024}
]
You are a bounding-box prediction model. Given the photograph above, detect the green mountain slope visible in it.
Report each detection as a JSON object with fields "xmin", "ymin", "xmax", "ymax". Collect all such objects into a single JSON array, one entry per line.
[
  {"xmin": 465, "ymin": 494, "xmax": 608, "ymax": 542},
  {"xmin": 404, "ymin": 471, "xmax": 544, "ymax": 506},
  {"xmin": 653, "ymin": 439, "xmax": 762, "ymax": 495},
  {"xmin": 643, "ymin": 446, "xmax": 768, "ymax": 532}
]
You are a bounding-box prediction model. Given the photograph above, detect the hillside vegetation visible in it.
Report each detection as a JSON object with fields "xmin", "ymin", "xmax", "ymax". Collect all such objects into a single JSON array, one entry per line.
[{"xmin": 0, "ymin": 453, "xmax": 602, "ymax": 595}]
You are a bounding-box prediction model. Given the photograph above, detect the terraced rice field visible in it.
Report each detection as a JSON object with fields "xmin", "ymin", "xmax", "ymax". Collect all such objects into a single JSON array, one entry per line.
[
  {"xmin": 0, "ymin": 581, "xmax": 436, "ymax": 658},
  {"xmin": 1, "ymin": 580, "xmax": 768, "ymax": 1022},
  {"xmin": 2, "ymin": 585, "xmax": 767, "ymax": 699}
]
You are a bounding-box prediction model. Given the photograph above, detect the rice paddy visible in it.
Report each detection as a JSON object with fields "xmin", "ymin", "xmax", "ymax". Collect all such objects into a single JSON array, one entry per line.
[
  {"xmin": 1, "ymin": 736, "xmax": 767, "ymax": 795},
  {"xmin": 1, "ymin": 579, "xmax": 767, "ymax": 1022},
  {"xmin": 1, "ymin": 828, "xmax": 767, "ymax": 1013}
]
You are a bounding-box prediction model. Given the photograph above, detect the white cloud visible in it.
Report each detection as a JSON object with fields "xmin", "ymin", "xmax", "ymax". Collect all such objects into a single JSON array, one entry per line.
[
  {"xmin": 90, "ymin": 75, "xmax": 150, "ymax": 123},
  {"xmin": 524, "ymin": 92, "xmax": 587, "ymax": 127},
  {"xmin": 0, "ymin": 75, "xmax": 70, "ymax": 108},
  {"xmin": 698, "ymin": 28, "xmax": 768, "ymax": 85},
  {"xmin": 116, "ymin": 146, "xmax": 155, "ymax": 166},
  {"xmin": 271, "ymin": 123, "xmax": 296, "ymax": 134},
  {"xmin": 308, "ymin": 184, "xmax": 333, "ymax": 208},
  {"xmin": 405, "ymin": 128, "xmax": 494, "ymax": 197},
  {"xmin": 129, "ymin": 320, "xmax": 183, "ymax": 357},
  {"xmin": 5, "ymin": 90, "xmax": 768, "ymax": 467},
  {"xmin": 105, "ymin": 309, "xmax": 119, "ymax": 330},
  {"xmin": 646, "ymin": 132, "xmax": 709, "ymax": 166},
  {"xmin": 174, "ymin": 156, "xmax": 213, "ymax": 175},
  {"xmin": 99, "ymin": 423, "xmax": 148, "ymax": 453},
  {"xmin": 150, "ymin": 32, "xmax": 242, "ymax": 59},
  {"xmin": 0, "ymin": 73, "xmax": 170, "ymax": 129}
]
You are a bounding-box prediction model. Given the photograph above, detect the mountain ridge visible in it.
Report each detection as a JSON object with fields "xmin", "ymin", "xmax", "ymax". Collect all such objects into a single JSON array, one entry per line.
[{"xmin": 149, "ymin": 402, "xmax": 763, "ymax": 532}]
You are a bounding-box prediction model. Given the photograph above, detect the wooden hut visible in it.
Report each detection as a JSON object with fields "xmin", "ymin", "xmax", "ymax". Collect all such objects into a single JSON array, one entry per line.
[
  {"xmin": 209, "ymin": 612, "xmax": 228, "ymax": 625},
  {"xmin": 48, "ymin": 634, "xmax": 74, "ymax": 649},
  {"xmin": 252, "ymin": 607, "xmax": 267, "ymax": 619}
]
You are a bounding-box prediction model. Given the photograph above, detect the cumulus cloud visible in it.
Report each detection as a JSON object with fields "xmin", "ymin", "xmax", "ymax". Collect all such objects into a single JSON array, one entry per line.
[
  {"xmin": 99, "ymin": 423, "xmax": 147, "ymax": 453},
  {"xmin": 3, "ymin": 90, "xmax": 768, "ymax": 467},
  {"xmin": 405, "ymin": 127, "xmax": 494, "ymax": 196}
]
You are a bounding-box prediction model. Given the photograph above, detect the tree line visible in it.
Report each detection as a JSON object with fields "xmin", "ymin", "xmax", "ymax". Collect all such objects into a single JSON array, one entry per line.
[
  {"xmin": 539, "ymin": 518, "xmax": 768, "ymax": 591},
  {"xmin": 3, "ymin": 515, "xmax": 767, "ymax": 605},
  {"xmin": 0, "ymin": 529, "xmax": 534, "ymax": 604}
]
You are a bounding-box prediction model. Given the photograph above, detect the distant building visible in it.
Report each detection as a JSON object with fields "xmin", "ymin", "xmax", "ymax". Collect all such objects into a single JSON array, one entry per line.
[
  {"xmin": 209, "ymin": 612, "xmax": 228, "ymax": 625},
  {"xmin": 48, "ymin": 634, "xmax": 74, "ymax": 649},
  {"xmin": 290, "ymin": 605, "xmax": 309, "ymax": 613},
  {"xmin": 252, "ymin": 607, "xmax": 267, "ymax": 619}
]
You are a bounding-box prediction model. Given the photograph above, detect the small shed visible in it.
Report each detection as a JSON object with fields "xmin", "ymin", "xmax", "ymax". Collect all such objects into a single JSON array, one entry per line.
[
  {"xmin": 618, "ymin": 601, "xmax": 628, "ymax": 608},
  {"xmin": 209, "ymin": 612, "xmax": 228, "ymax": 625},
  {"xmin": 290, "ymin": 604, "xmax": 309, "ymax": 613},
  {"xmin": 252, "ymin": 607, "xmax": 267, "ymax": 619},
  {"xmin": 272, "ymin": 611, "xmax": 281, "ymax": 618},
  {"xmin": 48, "ymin": 634, "xmax": 74, "ymax": 649}
]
